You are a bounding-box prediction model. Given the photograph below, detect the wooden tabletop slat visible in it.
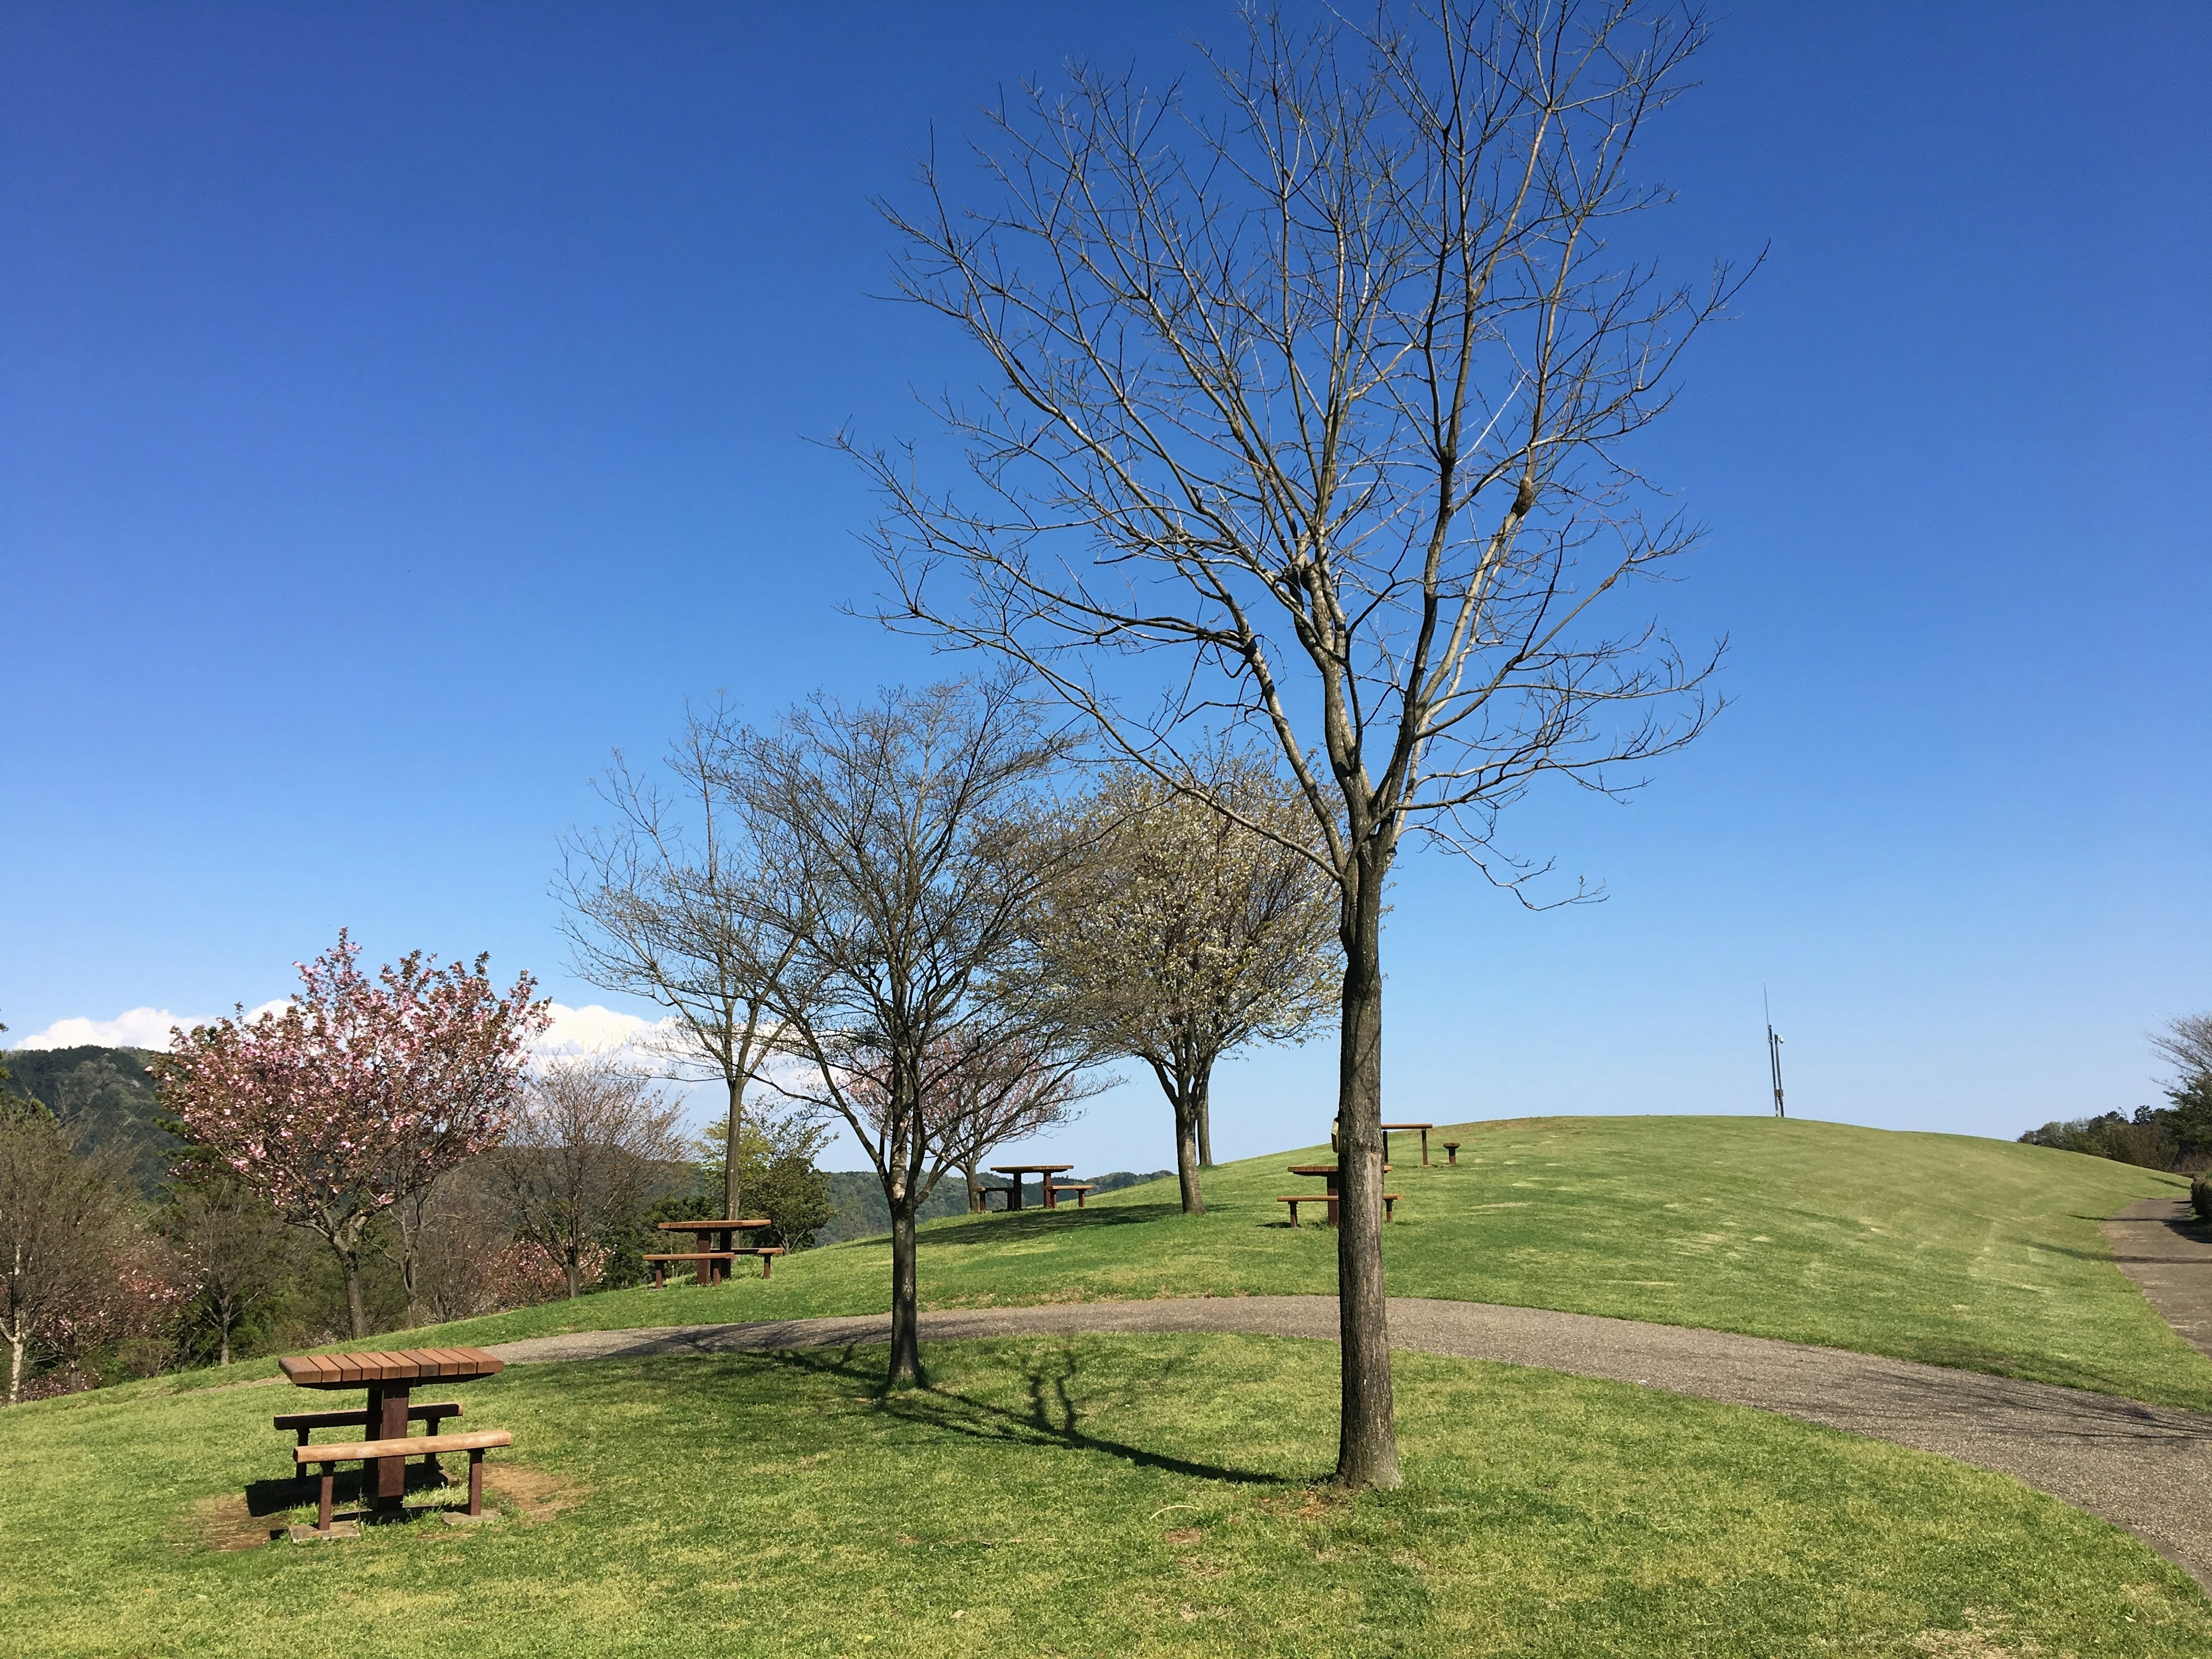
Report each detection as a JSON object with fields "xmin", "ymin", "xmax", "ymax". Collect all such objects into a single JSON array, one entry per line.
[{"xmin": 279, "ymin": 1345, "xmax": 505, "ymax": 1389}]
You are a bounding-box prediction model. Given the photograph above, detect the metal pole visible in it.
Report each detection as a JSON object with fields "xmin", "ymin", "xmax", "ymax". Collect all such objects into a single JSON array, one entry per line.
[{"xmin": 1764, "ymin": 988, "xmax": 1786, "ymax": 1118}]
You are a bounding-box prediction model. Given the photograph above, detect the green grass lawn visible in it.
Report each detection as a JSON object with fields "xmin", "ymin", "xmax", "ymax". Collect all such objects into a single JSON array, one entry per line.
[
  {"xmin": 5, "ymin": 1334, "xmax": 2206, "ymax": 1657},
  {"xmin": 140, "ymin": 1115, "xmax": 2202, "ymax": 1411}
]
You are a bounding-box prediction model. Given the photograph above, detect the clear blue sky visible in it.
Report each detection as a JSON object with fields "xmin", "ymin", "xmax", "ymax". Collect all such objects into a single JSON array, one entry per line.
[{"xmin": 3, "ymin": 1, "xmax": 2206, "ymax": 1175}]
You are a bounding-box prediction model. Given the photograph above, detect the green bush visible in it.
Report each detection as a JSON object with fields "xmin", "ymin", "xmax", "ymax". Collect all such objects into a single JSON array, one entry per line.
[{"xmin": 2192, "ymin": 1173, "xmax": 2212, "ymax": 1224}]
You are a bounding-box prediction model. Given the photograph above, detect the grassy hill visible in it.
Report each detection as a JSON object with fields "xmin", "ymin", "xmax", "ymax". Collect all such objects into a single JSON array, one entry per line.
[
  {"xmin": 5, "ymin": 1114, "xmax": 2208, "ymax": 1657},
  {"xmin": 6, "ymin": 1336, "xmax": 2209, "ymax": 1656},
  {"xmin": 307, "ymin": 1115, "xmax": 2206, "ymax": 1410}
]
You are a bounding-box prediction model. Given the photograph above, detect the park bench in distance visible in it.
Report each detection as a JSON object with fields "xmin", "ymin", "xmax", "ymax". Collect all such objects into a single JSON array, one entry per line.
[
  {"xmin": 1048, "ymin": 1183, "xmax": 1094, "ymax": 1208},
  {"xmin": 1277, "ymin": 1192, "xmax": 1399, "ymax": 1226},
  {"xmin": 645, "ymin": 1247, "xmax": 786, "ymax": 1287}
]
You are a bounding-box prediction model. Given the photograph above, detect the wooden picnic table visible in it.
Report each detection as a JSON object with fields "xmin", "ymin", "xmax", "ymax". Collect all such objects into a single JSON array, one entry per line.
[
  {"xmin": 1285, "ymin": 1163, "xmax": 1395, "ymax": 1228},
  {"xmin": 654, "ymin": 1218, "xmax": 772, "ymax": 1285},
  {"xmin": 987, "ymin": 1164, "xmax": 1075, "ymax": 1210},
  {"xmin": 278, "ymin": 1347, "xmax": 504, "ymax": 1516},
  {"xmin": 1381, "ymin": 1122, "xmax": 1435, "ymax": 1166}
]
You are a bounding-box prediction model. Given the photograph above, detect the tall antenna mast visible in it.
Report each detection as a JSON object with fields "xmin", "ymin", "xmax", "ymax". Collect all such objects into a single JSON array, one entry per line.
[{"xmin": 1764, "ymin": 987, "xmax": 1786, "ymax": 1119}]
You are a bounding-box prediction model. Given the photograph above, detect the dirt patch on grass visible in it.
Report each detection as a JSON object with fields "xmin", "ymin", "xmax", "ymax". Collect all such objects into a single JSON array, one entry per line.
[
  {"xmin": 183, "ymin": 1493, "xmax": 285, "ymax": 1552},
  {"xmin": 1910, "ymin": 1609, "xmax": 2042, "ymax": 1654},
  {"xmin": 484, "ymin": 1462, "xmax": 589, "ymax": 1521}
]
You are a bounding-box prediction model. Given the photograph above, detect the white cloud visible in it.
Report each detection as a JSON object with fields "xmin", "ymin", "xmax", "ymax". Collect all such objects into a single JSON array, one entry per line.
[
  {"xmin": 13, "ymin": 1007, "xmax": 198, "ymax": 1051},
  {"xmin": 9, "ymin": 999, "xmax": 684, "ymax": 1072},
  {"xmin": 535, "ymin": 1002, "xmax": 673, "ymax": 1060},
  {"xmin": 9, "ymin": 999, "xmax": 301, "ymax": 1052}
]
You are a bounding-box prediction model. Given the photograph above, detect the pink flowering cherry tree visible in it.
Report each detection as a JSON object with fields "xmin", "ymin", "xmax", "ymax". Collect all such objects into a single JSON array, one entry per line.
[{"xmin": 158, "ymin": 931, "xmax": 549, "ymax": 1338}]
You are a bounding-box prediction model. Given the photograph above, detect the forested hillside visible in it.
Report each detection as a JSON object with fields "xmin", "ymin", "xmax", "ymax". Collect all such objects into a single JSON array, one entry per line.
[{"xmin": 5, "ymin": 1044, "xmax": 177, "ymax": 1194}]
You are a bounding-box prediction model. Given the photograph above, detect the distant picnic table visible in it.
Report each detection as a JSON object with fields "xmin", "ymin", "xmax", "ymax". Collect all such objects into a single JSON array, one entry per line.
[
  {"xmin": 276, "ymin": 1346, "xmax": 509, "ymax": 1532},
  {"xmin": 650, "ymin": 1218, "xmax": 782, "ymax": 1286},
  {"xmin": 1281, "ymin": 1164, "xmax": 1399, "ymax": 1228},
  {"xmin": 987, "ymin": 1164, "xmax": 1080, "ymax": 1210},
  {"xmin": 1381, "ymin": 1122, "xmax": 1435, "ymax": 1166}
]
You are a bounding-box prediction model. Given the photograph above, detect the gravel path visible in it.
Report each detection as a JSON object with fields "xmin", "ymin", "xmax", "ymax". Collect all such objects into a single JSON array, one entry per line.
[
  {"xmin": 490, "ymin": 1293, "xmax": 2212, "ymax": 1587},
  {"xmin": 2105, "ymin": 1195, "xmax": 2212, "ymax": 1361}
]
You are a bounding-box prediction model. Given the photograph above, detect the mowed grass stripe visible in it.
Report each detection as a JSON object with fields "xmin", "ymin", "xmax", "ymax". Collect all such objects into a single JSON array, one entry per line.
[{"xmin": 4, "ymin": 1336, "xmax": 2208, "ymax": 1657}]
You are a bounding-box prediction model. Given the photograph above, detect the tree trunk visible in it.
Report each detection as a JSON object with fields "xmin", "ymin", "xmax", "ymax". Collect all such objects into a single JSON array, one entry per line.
[
  {"xmin": 565, "ymin": 1252, "xmax": 582, "ymax": 1300},
  {"xmin": 1197, "ymin": 1082, "xmax": 1215, "ymax": 1168},
  {"xmin": 399, "ymin": 1241, "xmax": 421, "ymax": 1328},
  {"xmin": 339, "ymin": 1248, "xmax": 368, "ymax": 1341},
  {"xmin": 6, "ymin": 1327, "xmax": 22, "ymax": 1405},
  {"xmin": 1173, "ymin": 1088, "xmax": 1206, "ymax": 1216},
  {"xmin": 218, "ymin": 1305, "xmax": 233, "ymax": 1368},
  {"xmin": 962, "ymin": 1164, "xmax": 984, "ymax": 1214},
  {"xmin": 887, "ymin": 1201, "xmax": 921, "ymax": 1385},
  {"xmin": 722, "ymin": 1075, "xmax": 744, "ymax": 1222},
  {"xmin": 1333, "ymin": 848, "xmax": 1400, "ymax": 1489}
]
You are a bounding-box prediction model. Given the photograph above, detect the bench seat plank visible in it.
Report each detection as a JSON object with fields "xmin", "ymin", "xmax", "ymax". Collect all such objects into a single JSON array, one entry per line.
[
  {"xmin": 275, "ymin": 1402, "xmax": 461, "ymax": 1435},
  {"xmin": 294, "ymin": 1429, "xmax": 512, "ymax": 1465}
]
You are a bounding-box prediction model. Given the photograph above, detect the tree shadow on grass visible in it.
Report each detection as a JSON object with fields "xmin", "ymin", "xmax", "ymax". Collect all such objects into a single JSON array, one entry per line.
[
  {"xmin": 748, "ymin": 1341, "xmax": 1291, "ymax": 1488},
  {"xmin": 917, "ymin": 1203, "xmax": 1190, "ymax": 1249}
]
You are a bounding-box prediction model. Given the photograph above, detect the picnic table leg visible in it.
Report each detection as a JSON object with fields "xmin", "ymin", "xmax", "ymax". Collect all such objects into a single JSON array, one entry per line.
[
  {"xmin": 370, "ymin": 1382, "xmax": 411, "ymax": 1514},
  {"xmin": 317, "ymin": 1463, "xmax": 335, "ymax": 1532},
  {"xmin": 1043, "ymin": 1181, "xmax": 1058, "ymax": 1210},
  {"xmin": 1420, "ymin": 1128, "xmax": 1430, "ymax": 1167},
  {"xmin": 1007, "ymin": 1181, "xmax": 1022, "ymax": 1211},
  {"xmin": 467, "ymin": 1448, "xmax": 487, "ymax": 1518},
  {"xmin": 1324, "ymin": 1171, "xmax": 1340, "ymax": 1229}
]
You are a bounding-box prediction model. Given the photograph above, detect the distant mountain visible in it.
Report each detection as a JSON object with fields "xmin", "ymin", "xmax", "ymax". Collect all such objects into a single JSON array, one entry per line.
[{"xmin": 4, "ymin": 1044, "xmax": 179, "ymax": 1195}]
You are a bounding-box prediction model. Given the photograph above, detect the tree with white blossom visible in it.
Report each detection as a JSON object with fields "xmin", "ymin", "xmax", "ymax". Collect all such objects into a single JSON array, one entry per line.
[{"xmin": 1033, "ymin": 758, "xmax": 1338, "ymax": 1214}]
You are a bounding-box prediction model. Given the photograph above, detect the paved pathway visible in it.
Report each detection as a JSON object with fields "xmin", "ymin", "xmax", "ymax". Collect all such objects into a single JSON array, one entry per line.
[
  {"xmin": 491, "ymin": 1293, "xmax": 2212, "ymax": 1586},
  {"xmin": 2105, "ymin": 1195, "xmax": 2212, "ymax": 1361}
]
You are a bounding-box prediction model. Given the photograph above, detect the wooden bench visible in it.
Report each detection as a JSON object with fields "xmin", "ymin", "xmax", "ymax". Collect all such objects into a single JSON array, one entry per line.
[
  {"xmin": 275, "ymin": 1401, "xmax": 464, "ymax": 1479},
  {"xmin": 645, "ymin": 1250, "xmax": 733, "ymax": 1288},
  {"xmin": 1277, "ymin": 1194, "xmax": 1400, "ymax": 1226},
  {"xmin": 1047, "ymin": 1184, "xmax": 1094, "ymax": 1209},
  {"xmin": 295, "ymin": 1429, "xmax": 511, "ymax": 1533},
  {"xmin": 645, "ymin": 1247, "xmax": 786, "ymax": 1287}
]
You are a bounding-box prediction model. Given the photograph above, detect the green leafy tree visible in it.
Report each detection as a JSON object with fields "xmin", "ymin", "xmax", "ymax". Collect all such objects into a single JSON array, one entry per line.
[{"xmin": 694, "ymin": 1102, "xmax": 835, "ymax": 1252}]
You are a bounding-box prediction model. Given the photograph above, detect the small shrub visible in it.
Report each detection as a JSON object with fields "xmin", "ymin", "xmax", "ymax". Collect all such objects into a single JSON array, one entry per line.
[{"xmin": 2192, "ymin": 1174, "xmax": 2212, "ymax": 1225}]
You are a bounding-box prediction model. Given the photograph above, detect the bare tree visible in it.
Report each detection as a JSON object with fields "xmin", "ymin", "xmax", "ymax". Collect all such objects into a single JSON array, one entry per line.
[
  {"xmin": 737, "ymin": 679, "xmax": 1079, "ymax": 1384},
  {"xmin": 165, "ymin": 1175, "xmax": 287, "ymax": 1366},
  {"xmin": 0, "ymin": 1104, "xmax": 137, "ymax": 1403},
  {"xmin": 558, "ymin": 702, "xmax": 813, "ymax": 1225},
  {"xmin": 406, "ymin": 1164, "xmax": 520, "ymax": 1323},
  {"xmin": 2154, "ymin": 1014, "xmax": 2212, "ymax": 1087},
  {"xmin": 904, "ymin": 1031, "xmax": 1106, "ymax": 1213},
  {"xmin": 1035, "ymin": 757, "xmax": 1338, "ymax": 1214},
  {"xmin": 491, "ymin": 1054, "xmax": 688, "ymax": 1299},
  {"xmin": 856, "ymin": 1, "xmax": 1737, "ymax": 1485}
]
